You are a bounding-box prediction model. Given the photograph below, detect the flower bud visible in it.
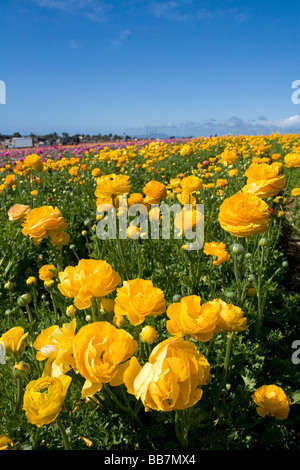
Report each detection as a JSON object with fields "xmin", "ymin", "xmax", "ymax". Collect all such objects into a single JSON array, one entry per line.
[
  {"xmin": 66, "ymin": 305, "xmax": 76, "ymax": 318},
  {"xmin": 4, "ymin": 281, "xmax": 14, "ymax": 290},
  {"xmin": 140, "ymin": 326, "xmax": 158, "ymax": 344},
  {"xmin": 17, "ymin": 294, "xmax": 32, "ymax": 307},
  {"xmin": 231, "ymin": 243, "xmax": 244, "ymax": 254},
  {"xmin": 259, "ymin": 238, "xmax": 269, "ymax": 247}
]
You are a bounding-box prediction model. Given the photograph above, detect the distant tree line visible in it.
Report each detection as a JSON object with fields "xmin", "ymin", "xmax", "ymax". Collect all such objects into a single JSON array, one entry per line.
[{"xmin": 0, "ymin": 131, "xmax": 132, "ymax": 146}]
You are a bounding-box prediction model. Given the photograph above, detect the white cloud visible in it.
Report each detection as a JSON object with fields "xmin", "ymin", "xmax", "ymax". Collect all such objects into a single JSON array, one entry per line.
[
  {"xmin": 33, "ymin": 0, "xmax": 111, "ymax": 21},
  {"xmin": 125, "ymin": 115, "xmax": 300, "ymax": 138},
  {"xmin": 111, "ymin": 30, "xmax": 131, "ymax": 47}
]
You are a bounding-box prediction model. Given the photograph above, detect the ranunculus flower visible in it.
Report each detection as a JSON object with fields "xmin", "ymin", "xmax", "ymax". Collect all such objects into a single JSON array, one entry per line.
[
  {"xmin": 213, "ymin": 299, "xmax": 247, "ymax": 332},
  {"xmin": 180, "ymin": 175, "xmax": 202, "ymax": 194},
  {"xmin": 39, "ymin": 264, "xmax": 57, "ymax": 281},
  {"xmin": 49, "ymin": 231, "xmax": 70, "ymax": 248},
  {"xmin": 284, "ymin": 153, "xmax": 300, "ymax": 168},
  {"xmin": 73, "ymin": 321, "xmax": 137, "ymax": 398},
  {"xmin": 24, "ymin": 154, "xmax": 44, "ymax": 171},
  {"xmin": 166, "ymin": 295, "xmax": 220, "ymax": 342},
  {"xmin": 143, "ymin": 180, "xmax": 167, "ymax": 204},
  {"xmin": 218, "ymin": 192, "xmax": 270, "ymax": 237},
  {"xmin": 21, "ymin": 206, "xmax": 68, "ymax": 245},
  {"xmin": 58, "ymin": 259, "xmax": 121, "ymax": 310},
  {"xmin": 139, "ymin": 326, "xmax": 158, "ymax": 344},
  {"xmin": 0, "ymin": 327, "xmax": 28, "ymax": 356},
  {"xmin": 114, "ymin": 279, "xmax": 166, "ymax": 326},
  {"xmin": 241, "ymin": 162, "xmax": 286, "ymax": 198},
  {"xmin": 33, "ymin": 320, "xmax": 77, "ymax": 377},
  {"xmin": 251, "ymin": 385, "xmax": 291, "ymax": 420},
  {"xmin": 203, "ymin": 241, "xmax": 230, "ymax": 266},
  {"xmin": 8, "ymin": 204, "xmax": 30, "ymax": 222},
  {"xmin": 291, "ymin": 188, "xmax": 300, "ymax": 197},
  {"xmin": 180, "ymin": 144, "xmax": 193, "ymax": 157},
  {"xmin": 124, "ymin": 337, "xmax": 211, "ymax": 412},
  {"xmin": 23, "ymin": 375, "xmax": 72, "ymax": 427},
  {"xmin": 174, "ymin": 208, "xmax": 203, "ymax": 233},
  {"xmin": 95, "ymin": 174, "xmax": 131, "ymax": 199},
  {"xmin": 0, "ymin": 435, "xmax": 13, "ymax": 450}
]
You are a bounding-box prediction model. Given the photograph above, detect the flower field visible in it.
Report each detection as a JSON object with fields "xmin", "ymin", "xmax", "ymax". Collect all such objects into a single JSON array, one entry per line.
[{"xmin": 0, "ymin": 134, "xmax": 299, "ymax": 451}]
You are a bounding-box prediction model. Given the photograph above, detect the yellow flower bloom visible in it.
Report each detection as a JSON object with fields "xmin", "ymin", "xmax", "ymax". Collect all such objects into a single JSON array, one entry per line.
[
  {"xmin": 251, "ymin": 385, "xmax": 291, "ymax": 420},
  {"xmin": 180, "ymin": 175, "xmax": 202, "ymax": 194},
  {"xmin": 124, "ymin": 337, "xmax": 211, "ymax": 412},
  {"xmin": 291, "ymin": 188, "xmax": 300, "ymax": 197},
  {"xmin": 218, "ymin": 192, "xmax": 270, "ymax": 237},
  {"xmin": 0, "ymin": 327, "xmax": 28, "ymax": 356},
  {"xmin": 213, "ymin": 299, "xmax": 247, "ymax": 332},
  {"xmin": 95, "ymin": 174, "xmax": 131, "ymax": 198},
  {"xmin": 143, "ymin": 180, "xmax": 167, "ymax": 204},
  {"xmin": 23, "ymin": 375, "xmax": 72, "ymax": 427},
  {"xmin": 0, "ymin": 435, "xmax": 13, "ymax": 450},
  {"xmin": 8, "ymin": 204, "xmax": 30, "ymax": 222},
  {"xmin": 49, "ymin": 231, "xmax": 70, "ymax": 248},
  {"xmin": 114, "ymin": 279, "xmax": 166, "ymax": 326},
  {"xmin": 166, "ymin": 295, "xmax": 220, "ymax": 341},
  {"xmin": 58, "ymin": 259, "xmax": 121, "ymax": 310},
  {"xmin": 72, "ymin": 321, "xmax": 137, "ymax": 398},
  {"xmin": 39, "ymin": 264, "xmax": 56, "ymax": 281},
  {"xmin": 203, "ymin": 242, "xmax": 230, "ymax": 265},
  {"xmin": 139, "ymin": 326, "xmax": 158, "ymax": 344},
  {"xmin": 242, "ymin": 162, "xmax": 286, "ymax": 198},
  {"xmin": 24, "ymin": 154, "xmax": 44, "ymax": 171},
  {"xmin": 284, "ymin": 153, "xmax": 300, "ymax": 168},
  {"xmin": 22, "ymin": 206, "xmax": 68, "ymax": 245}
]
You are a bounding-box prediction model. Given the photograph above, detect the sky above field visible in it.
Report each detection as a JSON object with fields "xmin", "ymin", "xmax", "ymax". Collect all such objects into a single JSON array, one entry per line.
[{"xmin": 1, "ymin": 0, "xmax": 300, "ymax": 137}]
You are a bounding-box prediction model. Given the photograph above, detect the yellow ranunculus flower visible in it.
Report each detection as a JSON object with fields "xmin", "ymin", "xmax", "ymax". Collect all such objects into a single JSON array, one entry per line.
[
  {"xmin": 166, "ymin": 295, "xmax": 220, "ymax": 342},
  {"xmin": 49, "ymin": 231, "xmax": 70, "ymax": 248},
  {"xmin": 251, "ymin": 385, "xmax": 291, "ymax": 420},
  {"xmin": 143, "ymin": 180, "xmax": 167, "ymax": 204},
  {"xmin": 180, "ymin": 175, "xmax": 202, "ymax": 194},
  {"xmin": 95, "ymin": 174, "xmax": 131, "ymax": 198},
  {"xmin": 218, "ymin": 192, "xmax": 270, "ymax": 237},
  {"xmin": 38, "ymin": 264, "xmax": 56, "ymax": 281},
  {"xmin": 114, "ymin": 279, "xmax": 166, "ymax": 326},
  {"xmin": 8, "ymin": 204, "xmax": 30, "ymax": 222},
  {"xmin": 174, "ymin": 208, "xmax": 203, "ymax": 233},
  {"xmin": 58, "ymin": 259, "xmax": 121, "ymax": 310},
  {"xmin": 242, "ymin": 162, "xmax": 286, "ymax": 198},
  {"xmin": 0, "ymin": 435, "xmax": 13, "ymax": 450},
  {"xmin": 124, "ymin": 337, "xmax": 211, "ymax": 412},
  {"xmin": 139, "ymin": 326, "xmax": 158, "ymax": 344},
  {"xmin": 203, "ymin": 241, "xmax": 230, "ymax": 266},
  {"xmin": 291, "ymin": 188, "xmax": 300, "ymax": 197},
  {"xmin": 23, "ymin": 375, "xmax": 72, "ymax": 427},
  {"xmin": 284, "ymin": 153, "xmax": 300, "ymax": 168},
  {"xmin": 213, "ymin": 299, "xmax": 247, "ymax": 332},
  {"xmin": 72, "ymin": 321, "xmax": 137, "ymax": 398},
  {"xmin": 0, "ymin": 327, "xmax": 28, "ymax": 356},
  {"xmin": 21, "ymin": 206, "xmax": 68, "ymax": 245},
  {"xmin": 24, "ymin": 154, "xmax": 44, "ymax": 171}
]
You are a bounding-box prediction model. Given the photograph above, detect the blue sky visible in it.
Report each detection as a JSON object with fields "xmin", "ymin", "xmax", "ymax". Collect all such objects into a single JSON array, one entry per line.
[{"xmin": 1, "ymin": 0, "xmax": 300, "ymax": 137}]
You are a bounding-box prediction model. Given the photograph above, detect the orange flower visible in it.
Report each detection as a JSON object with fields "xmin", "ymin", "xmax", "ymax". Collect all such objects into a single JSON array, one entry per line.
[
  {"xmin": 218, "ymin": 192, "xmax": 270, "ymax": 237},
  {"xmin": 114, "ymin": 279, "xmax": 166, "ymax": 325},
  {"xmin": 39, "ymin": 264, "xmax": 56, "ymax": 281},
  {"xmin": 242, "ymin": 162, "xmax": 286, "ymax": 198},
  {"xmin": 251, "ymin": 385, "xmax": 291, "ymax": 420},
  {"xmin": 8, "ymin": 204, "xmax": 30, "ymax": 222},
  {"xmin": 22, "ymin": 206, "xmax": 68, "ymax": 245},
  {"xmin": 143, "ymin": 180, "xmax": 167, "ymax": 204},
  {"xmin": 24, "ymin": 154, "xmax": 44, "ymax": 171},
  {"xmin": 203, "ymin": 241, "xmax": 230, "ymax": 265}
]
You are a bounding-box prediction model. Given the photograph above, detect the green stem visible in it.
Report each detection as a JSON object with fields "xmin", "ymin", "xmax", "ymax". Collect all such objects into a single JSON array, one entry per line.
[
  {"xmin": 15, "ymin": 376, "xmax": 23, "ymax": 414},
  {"xmin": 25, "ymin": 304, "xmax": 33, "ymax": 323},
  {"xmin": 56, "ymin": 416, "xmax": 72, "ymax": 450},
  {"xmin": 214, "ymin": 332, "xmax": 234, "ymax": 410}
]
